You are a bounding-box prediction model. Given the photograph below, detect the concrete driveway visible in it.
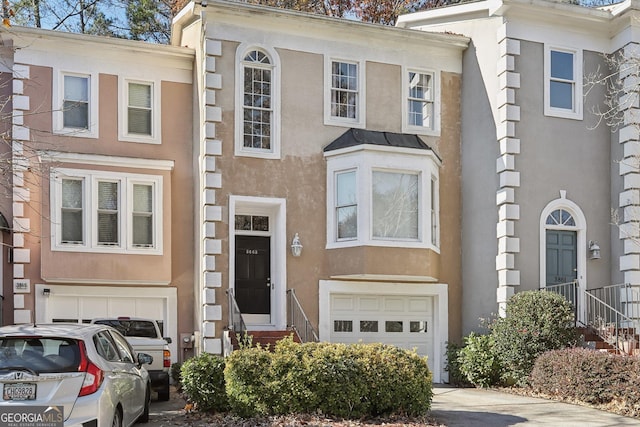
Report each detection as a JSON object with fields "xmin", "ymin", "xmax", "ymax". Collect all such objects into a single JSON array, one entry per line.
[{"xmin": 431, "ymin": 385, "xmax": 640, "ymax": 427}]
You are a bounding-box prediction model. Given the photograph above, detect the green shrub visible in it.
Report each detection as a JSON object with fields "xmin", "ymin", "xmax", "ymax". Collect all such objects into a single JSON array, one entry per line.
[
  {"xmin": 180, "ymin": 353, "xmax": 228, "ymax": 412},
  {"xmin": 458, "ymin": 333, "xmax": 502, "ymax": 388},
  {"xmin": 170, "ymin": 362, "xmax": 182, "ymax": 387},
  {"xmin": 530, "ymin": 346, "xmax": 640, "ymax": 417},
  {"xmin": 445, "ymin": 341, "xmax": 471, "ymax": 387},
  {"xmin": 223, "ymin": 338, "xmax": 433, "ymax": 418},
  {"xmin": 490, "ymin": 291, "xmax": 578, "ymax": 385},
  {"xmin": 224, "ymin": 346, "xmax": 274, "ymax": 417}
]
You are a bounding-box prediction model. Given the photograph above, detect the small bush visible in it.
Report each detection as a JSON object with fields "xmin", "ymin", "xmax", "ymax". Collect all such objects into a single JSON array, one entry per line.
[
  {"xmin": 491, "ymin": 291, "xmax": 578, "ymax": 385},
  {"xmin": 181, "ymin": 353, "xmax": 228, "ymax": 412},
  {"xmin": 458, "ymin": 333, "xmax": 502, "ymax": 388},
  {"xmin": 170, "ymin": 362, "xmax": 182, "ymax": 387},
  {"xmin": 445, "ymin": 341, "xmax": 470, "ymax": 387}
]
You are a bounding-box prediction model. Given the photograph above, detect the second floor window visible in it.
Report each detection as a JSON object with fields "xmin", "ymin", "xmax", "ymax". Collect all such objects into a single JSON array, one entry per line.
[
  {"xmin": 331, "ymin": 61, "xmax": 358, "ymax": 120},
  {"xmin": 372, "ymin": 171, "xmax": 418, "ymax": 240},
  {"xmin": 407, "ymin": 72, "xmax": 433, "ymax": 129},
  {"xmin": 545, "ymin": 46, "xmax": 582, "ymax": 120},
  {"xmin": 53, "ymin": 169, "xmax": 162, "ymax": 254},
  {"xmin": 127, "ymin": 82, "xmax": 152, "ymax": 136},
  {"xmin": 336, "ymin": 170, "xmax": 357, "ymax": 240},
  {"xmin": 63, "ymin": 75, "xmax": 89, "ymax": 129},
  {"xmin": 242, "ymin": 50, "xmax": 273, "ymax": 151}
]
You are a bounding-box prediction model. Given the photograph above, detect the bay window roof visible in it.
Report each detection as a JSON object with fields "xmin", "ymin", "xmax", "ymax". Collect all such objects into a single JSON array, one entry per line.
[{"xmin": 324, "ymin": 128, "xmax": 440, "ymax": 160}]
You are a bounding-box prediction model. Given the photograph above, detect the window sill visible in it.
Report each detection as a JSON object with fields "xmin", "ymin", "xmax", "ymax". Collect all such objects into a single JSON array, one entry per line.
[{"xmin": 51, "ymin": 244, "xmax": 162, "ymax": 256}]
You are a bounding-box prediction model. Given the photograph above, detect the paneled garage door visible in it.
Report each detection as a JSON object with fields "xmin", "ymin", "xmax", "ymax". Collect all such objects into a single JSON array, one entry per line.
[{"xmin": 329, "ymin": 293, "xmax": 434, "ymax": 370}]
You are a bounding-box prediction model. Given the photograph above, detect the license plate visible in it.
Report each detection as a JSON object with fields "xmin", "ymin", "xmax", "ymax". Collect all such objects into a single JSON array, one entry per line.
[{"xmin": 3, "ymin": 383, "xmax": 36, "ymax": 401}]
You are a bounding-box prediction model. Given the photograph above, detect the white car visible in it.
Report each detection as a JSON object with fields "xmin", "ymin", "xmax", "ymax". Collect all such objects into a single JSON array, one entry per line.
[{"xmin": 0, "ymin": 323, "xmax": 152, "ymax": 427}]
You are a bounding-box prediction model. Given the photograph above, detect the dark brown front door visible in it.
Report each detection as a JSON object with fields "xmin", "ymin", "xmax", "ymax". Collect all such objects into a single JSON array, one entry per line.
[{"xmin": 235, "ymin": 236, "xmax": 271, "ymax": 315}]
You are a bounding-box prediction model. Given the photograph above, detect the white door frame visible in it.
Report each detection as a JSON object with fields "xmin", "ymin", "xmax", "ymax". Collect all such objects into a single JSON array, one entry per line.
[
  {"xmin": 539, "ymin": 192, "xmax": 587, "ymax": 323},
  {"xmin": 229, "ymin": 195, "xmax": 287, "ymax": 330}
]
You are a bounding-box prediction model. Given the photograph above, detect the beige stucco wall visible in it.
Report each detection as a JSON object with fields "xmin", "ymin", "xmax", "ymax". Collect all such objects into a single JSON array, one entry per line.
[{"xmin": 213, "ymin": 41, "xmax": 463, "ymax": 341}]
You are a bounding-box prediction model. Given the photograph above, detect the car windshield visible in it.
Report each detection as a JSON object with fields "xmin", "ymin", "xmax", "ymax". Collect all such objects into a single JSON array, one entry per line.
[
  {"xmin": 93, "ymin": 320, "xmax": 158, "ymax": 339},
  {"xmin": 0, "ymin": 337, "xmax": 81, "ymax": 374}
]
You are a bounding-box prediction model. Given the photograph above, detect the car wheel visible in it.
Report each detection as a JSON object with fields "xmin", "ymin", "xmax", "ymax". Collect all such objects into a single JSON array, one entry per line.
[
  {"xmin": 157, "ymin": 377, "xmax": 170, "ymax": 402},
  {"xmin": 138, "ymin": 386, "xmax": 151, "ymax": 423},
  {"xmin": 111, "ymin": 409, "xmax": 122, "ymax": 427}
]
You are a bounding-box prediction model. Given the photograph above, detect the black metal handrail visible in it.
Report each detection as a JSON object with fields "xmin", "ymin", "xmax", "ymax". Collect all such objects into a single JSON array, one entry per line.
[
  {"xmin": 287, "ymin": 289, "xmax": 319, "ymax": 343},
  {"xmin": 226, "ymin": 289, "xmax": 247, "ymax": 339}
]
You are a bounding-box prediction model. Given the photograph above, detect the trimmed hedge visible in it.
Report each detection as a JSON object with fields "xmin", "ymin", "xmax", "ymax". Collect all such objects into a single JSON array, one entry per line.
[
  {"xmin": 224, "ymin": 338, "xmax": 433, "ymax": 418},
  {"xmin": 530, "ymin": 347, "xmax": 640, "ymax": 416}
]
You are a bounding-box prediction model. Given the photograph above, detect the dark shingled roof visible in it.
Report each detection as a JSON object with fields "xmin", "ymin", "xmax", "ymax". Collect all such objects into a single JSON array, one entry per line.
[{"xmin": 324, "ymin": 128, "xmax": 439, "ymax": 160}]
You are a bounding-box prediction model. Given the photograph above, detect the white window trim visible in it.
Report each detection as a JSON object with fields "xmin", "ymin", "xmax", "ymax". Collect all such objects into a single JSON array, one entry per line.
[
  {"xmin": 325, "ymin": 145, "xmax": 440, "ymax": 251},
  {"xmin": 51, "ymin": 168, "xmax": 163, "ymax": 255},
  {"xmin": 52, "ymin": 70, "xmax": 99, "ymax": 139},
  {"xmin": 402, "ymin": 67, "xmax": 440, "ymax": 136},
  {"xmin": 234, "ymin": 43, "xmax": 281, "ymax": 160},
  {"xmin": 118, "ymin": 77, "xmax": 161, "ymax": 144},
  {"xmin": 544, "ymin": 45, "xmax": 583, "ymax": 120},
  {"xmin": 324, "ymin": 56, "xmax": 366, "ymax": 129}
]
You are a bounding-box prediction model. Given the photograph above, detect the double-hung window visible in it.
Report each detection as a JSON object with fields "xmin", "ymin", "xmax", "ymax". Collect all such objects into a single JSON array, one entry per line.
[
  {"xmin": 403, "ymin": 69, "xmax": 439, "ymax": 134},
  {"xmin": 325, "ymin": 58, "xmax": 365, "ymax": 127},
  {"xmin": 63, "ymin": 75, "xmax": 89, "ymax": 129},
  {"xmin": 326, "ymin": 146, "xmax": 440, "ymax": 249},
  {"xmin": 336, "ymin": 170, "xmax": 357, "ymax": 240},
  {"xmin": 52, "ymin": 169, "xmax": 162, "ymax": 254},
  {"xmin": 544, "ymin": 46, "xmax": 582, "ymax": 119},
  {"xmin": 235, "ymin": 45, "xmax": 280, "ymax": 159},
  {"xmin": 54, "ymin": 71, "xmax": 98, "ymax": 138},
  {"xmin": 119, "ymin": 79, "xmax": 159, "ymax": 144}
]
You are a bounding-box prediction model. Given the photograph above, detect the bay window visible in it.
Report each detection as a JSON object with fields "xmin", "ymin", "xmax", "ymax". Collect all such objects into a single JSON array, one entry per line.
[{"xmin": 326, "ymin": 144, "xmax": 440, "ymax": 249}]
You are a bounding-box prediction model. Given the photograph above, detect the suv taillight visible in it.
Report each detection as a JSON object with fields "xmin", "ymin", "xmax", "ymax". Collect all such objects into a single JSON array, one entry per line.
[
  {"xmin": 163, "ymin": 349, "xmax": 171, "ymax": 368},
  {"xmin": 78, "ymin": 341, "xmax": 104, "ymax": 397}
]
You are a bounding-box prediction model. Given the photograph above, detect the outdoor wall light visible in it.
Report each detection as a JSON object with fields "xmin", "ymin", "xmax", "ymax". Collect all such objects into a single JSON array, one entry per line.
[
  {"xmin": 589, "ymin": 240, "xmax": 601, "ymax": 260},
  {"xmin": 291, "ymin": 233, "xmax": 303, "ymax": 257}
]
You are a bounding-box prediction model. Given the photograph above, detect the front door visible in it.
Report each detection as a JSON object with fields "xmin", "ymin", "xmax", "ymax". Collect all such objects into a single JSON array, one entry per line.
[
  {"xmin": 546, "ymin": 230, "xmax": 577, "ymax": 285},
  {"xmin": 235, "ymin": 235, "xmax": 271, "ymax": 324}
]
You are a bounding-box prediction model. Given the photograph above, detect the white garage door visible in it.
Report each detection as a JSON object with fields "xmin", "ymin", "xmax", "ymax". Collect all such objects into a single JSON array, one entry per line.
[
  {"xmin": 35, "ymin": 284, "xmax": 178, "ymax": 360},
  {"xmin": 329, "ymin": 293, "xmax": 434, "ymax": 370}
]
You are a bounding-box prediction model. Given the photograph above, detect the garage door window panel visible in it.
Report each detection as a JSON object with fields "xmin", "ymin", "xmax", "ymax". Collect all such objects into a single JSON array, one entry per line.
[
  {"xmin": 334, "ymin": 320, "xmax": 353, "ymax": 332},
  {"xmin": 385, "ymin": 321, "xmax": 403, "ymax": 333},
  {"xmin": 360, "ymin": 321, "xmax": 378, "ymax": 332}
]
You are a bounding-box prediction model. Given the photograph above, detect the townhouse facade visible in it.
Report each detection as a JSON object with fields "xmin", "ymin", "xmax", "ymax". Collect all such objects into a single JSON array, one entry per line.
[
  {"xmin": 0, "ymin": 26, "xmax": 196, "ymax": 362},
  {"xmin": 172, "ymin": 0, "xmax": 467, "ymax": 381}
]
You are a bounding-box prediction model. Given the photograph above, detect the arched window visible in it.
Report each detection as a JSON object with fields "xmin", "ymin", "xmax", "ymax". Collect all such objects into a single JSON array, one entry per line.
[
  {"xmin": 235, "ymin": 45, "xmax": 280, "ymax": 159},
  {"xmin": 546, "ymin": 208, "xmax": 575, "ymax": 227}
]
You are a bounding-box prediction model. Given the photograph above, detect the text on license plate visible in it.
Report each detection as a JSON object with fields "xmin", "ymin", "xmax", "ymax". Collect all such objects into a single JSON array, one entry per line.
[{"xmin": 3, "ymin": 383, "xmax": 36, "ymax": 400}]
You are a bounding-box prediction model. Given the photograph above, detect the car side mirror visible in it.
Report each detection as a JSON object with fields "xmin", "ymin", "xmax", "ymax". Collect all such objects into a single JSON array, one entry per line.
[
  {"xmin": 163, "ymin": 337, "xmax": 172, "ymax": 344},
  {"xmin": 137, "ymin": 353, "xmax": 153, "ymax": 366}
]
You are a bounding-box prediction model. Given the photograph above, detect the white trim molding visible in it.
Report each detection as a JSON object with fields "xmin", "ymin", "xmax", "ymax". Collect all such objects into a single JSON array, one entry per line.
[{"xmin": 228, "ymin": 195, "xmax": 287, "ymax": 331}]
